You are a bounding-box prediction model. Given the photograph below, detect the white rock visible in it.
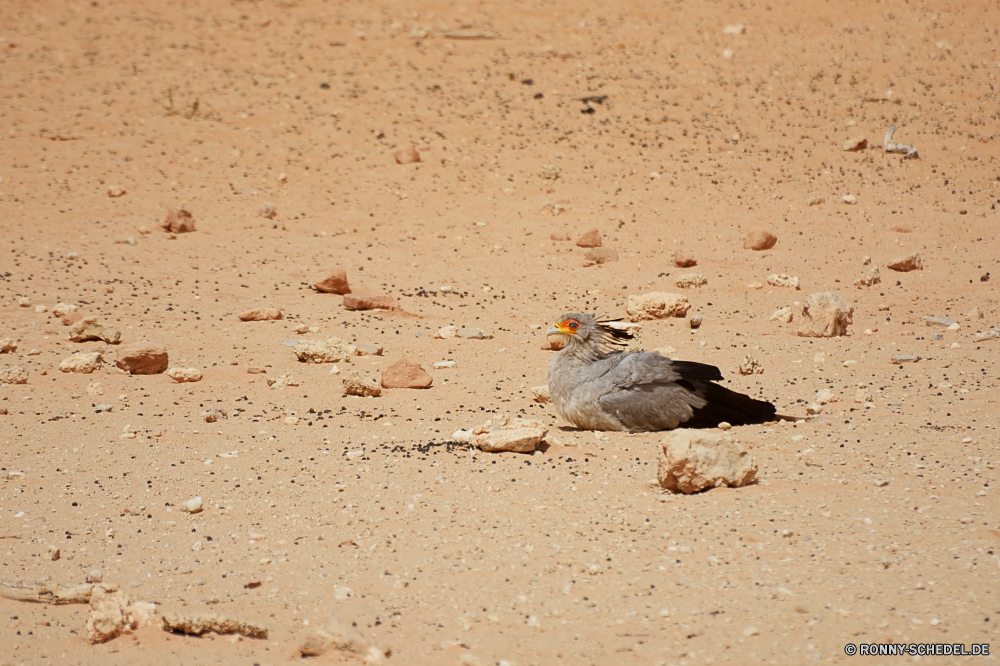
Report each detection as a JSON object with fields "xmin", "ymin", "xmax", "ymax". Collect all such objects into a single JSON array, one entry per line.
[
  {"xmin": 433, "ymin": 360, "xmax": 457, "ymax": 369},
  {"xmin": 167, "ymin": 367, "xmax": 203, "ymax": 383},
  {"xmin": 657, "ymin": 429, "xmax": 757, "ymax": 494},
  {"xmin": 769, "ymin": 307, "xmax": 793, "ymax": 323},
  {"xmin": 626, "ymin": 292, "xmax": 691, "ymax": 322},
  {"xmin": 285, "ymin": 416, "xmax": 300, "ymax": 425},
  {"xmin": 179, "ymin": 497, "xmax": 203, "ymax": 514},
  {"xmin": 766, "ymin": 274, "xmax": 800, "ymax": 289},
  {"xmin": 294, "ymin": 338, "xmax": 356, "ymax": 363},
  {"xmin": 468, "ymin": 413, "xmax": 547, "ymax": 453},
  {"xmin": 435, "ymin": 325, "xmax": 457, "ymax": 339},
  {"xmin": 59, "ymin": 351, "xmax": 103, "ymax": 374},
  {"xmin": 0, "ymin": 365, "xmax": 28, "ymax": 384},
  {"xmin": 52, "ymin": 302, "xmax": 77, "ymax": 318}
]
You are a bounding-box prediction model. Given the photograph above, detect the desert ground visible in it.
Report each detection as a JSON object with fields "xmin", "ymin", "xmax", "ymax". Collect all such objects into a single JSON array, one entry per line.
[{"xmin": 1, "ymin": 0, "xmax": 999, "ymax": 663}]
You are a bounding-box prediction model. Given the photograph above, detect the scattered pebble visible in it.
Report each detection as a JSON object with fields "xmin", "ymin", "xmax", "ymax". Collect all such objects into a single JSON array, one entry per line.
[
  {"xmin": 313, "ymin": 267, "xmax": 351, "ymax": 294},
  {"xmin": 675, "ymin": 273, "xmax": 707, "ymax": 289},
  {"xmin": 159, "ymin": 208, "xmax": 196, "ymax": 233},
  {"xmin": 891, "ymin": 354, "xmax": 920, "ymax": 363},
  {"xmin": 743, "ymin": 227, "xmax": 777, "ymax": 251},
  {"xmin": 115, "ymin": 342, "xmax": 168, "ymax": 375},
  {"xmin": 769, "ymin": 307, "xmax": 793, "ymax": 323},
  {"xmin": 162, "ymin": 612, "xmax": 267, "ymax": 639},
  {"xmin": 806, "ymin": 196, "xmax": 825, "ymax": 206},
  {"xmin": 180, "ymin": 497, "xmax": 203, "ymax": 513},
  {"xmin": 467, "ymin": 413, "xmax": 548, "ymax": 453},
  {"xmin": 842, "ymin": 194, "xmax": 857, "ymax": 204},
  {"xmin": 266, "ymin": 374, "xmax": 298, "ymax": 389},
  {"xmin": 238, "ymin": 308, "xmax": 283, "ymax": 321},
  {"xmin": 575, "ymin": 227, "xmax": 602, "ymax": 248},
  {"xmin": 538, "ymin": 163, "xmax": 560, "ymax": 180},
  {"xmin": 381, "ymin": 358, "xmax": 432, "ymax": 388},
  {"xmin": 107, "ymin": 186, "xmax": 126, "ymax": 198},
  {"xmin": 343, "ymin": 371, "xmax": 382, "ymax": 397},
  {"xmin": 202, "ymin": 409, "xmax": 228, "ymax": 423},
  {"xmin": 856, "ymin": 267, "xmax": 881, "ymax": 287},
  {"xmin": 925, "ymin": 316, "xmax": 956, "ymax": 328},
  {"xmin": 549, "ymin": 232, "xmax": 571, "ymax": 241},
  {"xmin": 531, "ymin": 385, "xmax": 551, "ymax": 403},
  {"xmin": 93, "ymin": 404, "xmax": 113, "ymax": 413},
  {"xmin": 0, "ymin": 338, "xmax": 17, "ymax": 353},
  {"xmin": 435, "ymin": 325, "xmax": 457, "ymax": 339},
  {"xmin": 167, "ymin": 367, "xmax": 203, "ymax": 383}
]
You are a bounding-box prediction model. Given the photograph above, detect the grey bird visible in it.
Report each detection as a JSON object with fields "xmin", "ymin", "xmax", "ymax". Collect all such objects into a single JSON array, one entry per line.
[{"xmin": 546, "ymin": 313, "xmax": 776, "ymax": 431}]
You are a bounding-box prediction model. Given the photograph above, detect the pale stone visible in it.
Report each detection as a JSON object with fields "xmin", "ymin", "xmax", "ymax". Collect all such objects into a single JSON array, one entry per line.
[
  {"xmin": 294, "ymin": 338, "xmax": 356, "ymax": 363},
  {"xmin": 161, "ymin": 612, "xmax": 268, "ymax": 639},
  {"xmin": 167, "ymin": 367, "xmax": 203, "ymax": 383},
  {"xmin": 469, "ymin": 413, "xmax": 548, "ymax": 453},
  {"xmin": 796, "ymin": 291, "xmax": 853, "ymax": 338},
  {"xmin": 238, "ymin": 308, "xmax": 283, "ymax": 321},
  {"xmin": 51, "ymin": 303, "xmax": 77, "ymax": 318},
  {"xmin": 68, "ymin": 317, "xmax": 121, "ymax": 344},
  {"xmin": 658, "ymin": 430, "xmax": 757, "ymax": 494},
  {"xmin": 0, "ymin": 338, "xmax": 16, "ymax": 353},
  {"xmin": 675, "ymin": 273, "xmax": 707, "ymax": 289},
  {"xmin": 625, "ymin": 292, "xmax": 690, "ymax": 322},
  {"xmin": 59, "ymin": 351, "xmax": 103, "ymax": 374},
  {"xmin": 855, "ymin": 386, "xmax": 874, "ymax": 403},
  {"xmin": 737, "ymin": 355, "xmax": 763, "ymax": 375},
  {"xmin": 343, "ymin": 371, "xmax": 382, "ymax": 397},
  {"xmin": 856, "ymin": 267, "xmax": 881, "ymax": 286},
  {"xmin": 770, "ymin": 307, "xmax": 793, "ymax": 323},
  {"xmin": 115, "ymin": 342, "xmax": 168, "ymax": 374},
  {"xmin": 531, "ymin": 385, "xmax": 551, "ymax": 403},
  {"xmin": 766, "ymin": 274, "xmax": 799, "ymax": 289}
]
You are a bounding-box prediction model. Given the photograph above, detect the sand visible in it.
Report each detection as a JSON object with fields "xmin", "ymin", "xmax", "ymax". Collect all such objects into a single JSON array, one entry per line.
[{"xmin": 1, "ymin": 0, "xmax": 998, "ymax": 663}]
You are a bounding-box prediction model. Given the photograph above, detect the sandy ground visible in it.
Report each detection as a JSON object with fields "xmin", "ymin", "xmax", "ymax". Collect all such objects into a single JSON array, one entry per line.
[{"xmin": 1, "ymin": 0, "xmax": 999, "ymax": 663}]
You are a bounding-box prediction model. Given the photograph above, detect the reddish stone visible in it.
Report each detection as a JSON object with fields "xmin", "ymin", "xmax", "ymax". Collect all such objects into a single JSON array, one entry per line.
[
  {"xmin": 313, "ymin": 268, "xmax": 351, "ymax": 294},
  {"xmin": 575, "ymin": 227, "xmax": 602, "ymax": 248},
  {"xmin": 115, "ymin": 342, "xmax": 168, "ymax": 375},
  {"xmin": 889, "ymin": 224, "xmax": 912, "ymax": 233},
  {"xmin": 393, "ymin": 146, "xmax": 420, "ymax": 164},
  {"xmin": 673, "ymin": 250, "xmax": 697, "ymax": 268},
  {"xmin": 160, "ymin": 209, "xmax": 196, "ymax": 233},
  {"xmin": 743, "ymin": 228, "xmax": 777, "ymax": 251},
  {"xmin": 550, "ymin": 232, "xmax": 571, "ymax": 241},
  {"xmin": 343, "ymin": 293, "xmax": 397, "ymax": 311},
  {"xmin": 238, "ymin": 308, "xmax": 283, "ymax": 321},
  {"xmin": 380, "ymin": 358, "xmax": 432, "ymax": 389}
]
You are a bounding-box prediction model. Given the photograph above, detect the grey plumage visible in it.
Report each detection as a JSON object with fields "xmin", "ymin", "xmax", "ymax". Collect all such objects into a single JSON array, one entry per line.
[{"xmin": 546, "ymin": 313, "xmax": 776, "ymax": 432}]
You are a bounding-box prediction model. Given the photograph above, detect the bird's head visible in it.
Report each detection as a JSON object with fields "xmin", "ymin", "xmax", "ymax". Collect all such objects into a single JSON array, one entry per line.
[{"xmin": 546, "ymin": 313, "xmax": 593, "ymax": 340}]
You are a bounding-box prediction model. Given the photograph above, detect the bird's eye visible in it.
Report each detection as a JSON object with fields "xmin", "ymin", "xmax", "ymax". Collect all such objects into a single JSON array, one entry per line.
[{"xmin": 567, "ymin": 321, "xmax": 579, "ymax": 329}]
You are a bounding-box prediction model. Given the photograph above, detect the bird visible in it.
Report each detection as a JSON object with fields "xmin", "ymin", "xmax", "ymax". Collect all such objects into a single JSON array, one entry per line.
[{"xmin": 546, "ymin": 313, "xmax": 777, "ymax": 432}]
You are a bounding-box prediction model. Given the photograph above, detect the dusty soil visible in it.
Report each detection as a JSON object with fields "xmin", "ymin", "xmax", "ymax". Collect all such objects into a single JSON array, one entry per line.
[{"xmin": 2, "ymin": 0, "xmax": 999, "ymax": 663}]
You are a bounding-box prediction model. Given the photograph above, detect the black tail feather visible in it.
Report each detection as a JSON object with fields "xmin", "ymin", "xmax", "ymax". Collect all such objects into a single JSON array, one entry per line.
[{"xmin": 683, "ymin": 381, "xmax": 776, "ymax": 428}]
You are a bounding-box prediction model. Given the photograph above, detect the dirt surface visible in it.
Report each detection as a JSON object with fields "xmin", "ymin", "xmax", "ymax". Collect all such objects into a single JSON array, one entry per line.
[{"xmin": 2, "ymin": 0, "xmax": 999, "ymax": 663}]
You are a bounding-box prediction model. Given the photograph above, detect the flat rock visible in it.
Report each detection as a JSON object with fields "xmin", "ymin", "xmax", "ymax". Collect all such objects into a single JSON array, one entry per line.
[
  {"xmin": 59, "ymin": 351, "xmax": 103, "ymax": 374},
  {"xmin": 675, "ymin": 273, "xmax": 706, "ymax": 289},
  {"xmin": 313, "ymin": 268, "xmax": 351, "ymax": 294},
  {"xmin": 167, "ymin": 367, "xmax": 203, "ymax": 382},
  {"xmin": 584, "ymin": 247, "xmax": 618, "ymax": 264},
  {"xmin": 658, "ymin": 429, "xmax": 757, "ymax": 494},
  {"xmin": 343, "ymin": 293, "xmax": 398, "ymax": 311},
  {"xmin": 115, "ymin": 342, "xmax": 168, "ymax": 375},
  {"xmin": 356, "ymin": 342, "xmax": 383, "ymax": 356},
  {"xmin": 886, "ymin": 252, "xmax": 922, "ymax": 272},
  {"xmin": 381, "ymin": 358, "xmax": 432, "ymax": 389},
  {"xmin": 68, "ymin": 317, "xmax": 121, "ymax": 344},
  {"xmin": 575, "ymin": 227, "xmax": 602, "ymax": 248},
  {"xmin": 343, "ymin": 371, "xmax": 382, "ymax": 397},
  {"xmin": 797, "ymin": 291, "xmax": 853, "ymax": 338},
  {"xmin": 0, "ymin": 365, "xmax": 29, "ymax": 384},
  {"xmin": 295, "ymin": 338, "xmax": 356, "ymax": 363},
  {"xmin": 468, "ymin": 413, "xmax": 547, "ymax": 453},
  {"xmin": 457, "ymin": 327, "xmax": 492, "ymax": 339},
  {"xmin": 393, "ymin": 146, "xmax": 421, "ymax": 164},
  {"xmin": 625, "ymin": 292, "xmax": 691, "ymax": 322},
  {"xmin": 159, "ymin": 208, "xmax": 196, "ymax": 233},
  {"xmin": 161, "ymin": 612, "xmax": 267, "ymax": 639},
  {"xmin": 842, "ymin": 136, "xmax": 868, "ymax": 151},
  {"xmin": 743, "ymin": 228, "xmax": 777, "ymax": 251},
  {"xmin": 433, "ymin": 360, "xmax": 457, "ymax": 369},
  {"xmin": 673, "ymin": 250, "xmax": 697, "ymax": 267},
  {"xmin": 891, "ymin": 354, "xmax": 920, "ymax": 363},
  {"xmin": 770, "ymin": 307, "xmax": 793, "ymax": 323},
  {"xmin": 238, "ymin": 308, "xmax": 283, "ymax": 321},
  {"xmin": 926, "ymin": 316, "xmax": 956, "ymax": 328},
  {"xmin": 766, "ymin": 274, "xmax": 799, "ymax": 289}
]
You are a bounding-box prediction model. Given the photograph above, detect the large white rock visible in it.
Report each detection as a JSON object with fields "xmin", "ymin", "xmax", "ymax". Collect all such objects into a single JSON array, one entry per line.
[
  {"xmin": 294, "ymin": 338, "xmax": 356, "ymax": 363},
  {"xmin": 657, "ymin": 429, "xmax": 757, "ymax": 494},
  {"xmin": 59, "ymin": 351, "xmax": 103, "ymax": 374},
  {"xmin": 467, "ymin": 413, "xmax": 548, "ymax": 453}
]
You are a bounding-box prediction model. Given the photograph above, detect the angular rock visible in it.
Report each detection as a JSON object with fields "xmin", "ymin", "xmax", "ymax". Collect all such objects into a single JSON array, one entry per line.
[
  {"xmin": 886, "ymin": 252, "xmax": 922, "ymax": 272},
  {"xmin": 770, "ymin": 307, "xmax": 793, "ymax": 323},
  {"xmin": 657, "ymin": 429, "xmax": 757, "ymax": 494},
  {"xmin": 159, "ymin": 208, "xmax": 196, "ymax": 233},
  {"xmin": 381, "ymin": 358, "xmax": 432, "ymax": 389},
  {"xmin": 0, "ymin": 365, "xmax": 29, "ymax": 384},
  {"xmin": 167, "ymin": 367, "xmax": 203, "ymax": 383},
  {"xmin": 161, "ymin": 612, "xmax": 267, "ymax": 639},
  {"xmin": 343, "ymin": 371, "xmax": 382, "ymax": 397},
  {"xmin": 298, "ymin": 617, "xmax": 384, "ymax": 663},
  {"xmin": 531, "ymin": 385, "xmax": 551, "ymax": 403},
  {"xmin": 68, "ymin": 317, "xmax": 121, "ymax": 344},
  {"xmin": 737, "ymin": 355, "xmax": 763, "ymax": 375},
  {"xmin": 575, "ymin": 227, "xmax": 602, "ymax": 248},
  {"xmin": 469, "ymin": 413, "xmax": 547, "ymax": 453},
  {"xmin": 238, "ymin": 308, "xmax": 283, "ymax": 321},
  {"xmin": 842, "ymin": 136, "xmax": 868, "ymax": 151},
  {"xmin": 855, "ymin": 267, "xmax": 881, "ymax": 287},
  {"xmin": 266, "ymin": 373, "xmax": 298, "ymax": 389},
  {"xmin": 766, "ymin": 274, "xmax": 799, "ymax": 289},
  {"xmin": 926, "ymin": 316, "xmax": 957, "ymax": 328},
  {"xmin": 343, "ymin": 293, "xmax": 398, "ymax": 311},
  {"xmin": 86, "ymin": 587, "xmax": 158, "ymax": 644},
  {"xmin": 625, "ymin": 292, "xmax": 691, "ymax": 322},
  {"xmin": 0, "ymin": 338, "xmax": 16, "ymax": 353},
  {"xmin": 115, "ymin": 342, "xmax": 168, "ymax": 375},
  {"xmin": 393, "ymin": 146, "xmax": 421, "ymax": 164},
  {"xmin": 675, "ymin": 273, "xmax": 706, "ymax": 289},
  {"xmin": 313, "ymin": 268, "xmax": 351, "ymax": 294},
  {"xmin": 796, "ymin": 291, "xmax": 853, "ymax": 338},
  {"xmin": 673, "ymin": 250, "xmax": 697, "ymax": 268},
  {"xmin": 51, "ymin": 303, "xmax": 77, "ymax": 318},
  {"xmin": 743, "ymin": 228, "xmax": 777, "ymax": 251},
  {"xmin": 179, "ymin": 497, "xmax": 203, "ymax": 513},
  {"xmin": 59, "ymin": 351, "xmax": 103, "ymax": 374},
  {"xmin": 295, "ymin": 338, "xmax": 356, "ymax": 363},
  {"xmin": 584, "ymin": 247, "xmax": 618, "ymax": 264},
  {"xmin": 356, "ymin": 343, "xmax": 383, "ymax": 356}
]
